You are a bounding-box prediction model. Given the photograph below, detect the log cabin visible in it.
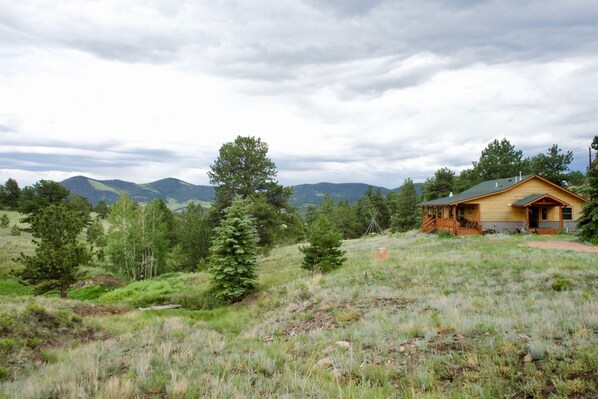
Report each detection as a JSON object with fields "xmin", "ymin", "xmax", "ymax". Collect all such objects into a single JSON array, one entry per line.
[{"xmin": 419, "ymin": 175, "xmax": 587, "ymax": 236}]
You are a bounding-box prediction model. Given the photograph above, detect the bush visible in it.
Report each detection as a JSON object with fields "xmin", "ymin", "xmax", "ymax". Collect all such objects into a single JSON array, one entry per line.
[
  {"xmin": 552, "ymin": 278, "xmax": 573, "ymax": 291},
  {"xmin": 300, "ymin": 215, "xmax": 346, "ymax": 273},
  {"xmin": 10, "ymin": 224, "xmax": 20, "ymax": 236},
  {"xmin": 0, "ymin": 214, "xmax": 9, "ymax": 228},
  {"xmin": 436, "ymin": 230, "xmax": 453, "ymax": 239}
]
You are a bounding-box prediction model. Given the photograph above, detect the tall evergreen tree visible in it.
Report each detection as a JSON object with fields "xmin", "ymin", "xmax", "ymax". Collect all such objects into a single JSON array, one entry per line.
[
  {"xmin": 66, "ymin": 194, "xmax": 93, "ymax": 225},
  {"xmin": 472, "ymin": 138, "xmax": 529, "ymax": 180},
  {"xmin": 209, "ymin": 197, "xmax": 258, "ymax": 303},
  {"xmin": 208, "ymin": 136, "xmax": 293, "ymax": 248},
  {"xmin": 19, "ymin": 203, "xmax": 90, "ymax": 297},
  {"xmin": 334, "ymin": 200, "xmax": 360, "ymax": 239},
  {"xmin": 530, "ymin": 144, "xmax": 573, "ymax": 187},
  {"xmin": 423, "ymin": 167, "xmax": 455, "ymax": 200},
  {"xmin": 372, "ymin": 188, "xmax": 390, "ymax": 229},
  {"xmin": 18, "ymin": 180, "xmax": 70, "ymax": 222},
  {"xmin": 578, "ymin": 136, "xmax": 598, "ymax": 244},
  {"xmin": 391, "ymin": 178, "xmax": 420, "ymax": 232},
  {"xmin": 0, "ymin": 178, "xmax": 20, "ymax": 210}
]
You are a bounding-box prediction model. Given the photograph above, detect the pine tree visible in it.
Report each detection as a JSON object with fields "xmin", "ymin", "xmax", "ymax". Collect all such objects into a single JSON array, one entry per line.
[
  {"xmin": 391, "ymin": 178, "xmax": 420, "ymax": 232},
  {"xmin": 209, "ymin": 197, "xmax": 259, "ymax": 303},
  {"xmin": 19, "ymin": 203, "xmax": 90, "ymax": 297},
  {"xmin": 300, "ymin": 215, "xmax": 346, "ymax": 273},
  {"xmin": 578, "ymin": 136, "xmax": 598, "ymax": 244},
  {"xmin": 208, "ymin": 136, "xmax": 293, "ymax": 249},
  {"xmin": 0, "ymin": 213, "xmax": 9, "ymax": 228}
]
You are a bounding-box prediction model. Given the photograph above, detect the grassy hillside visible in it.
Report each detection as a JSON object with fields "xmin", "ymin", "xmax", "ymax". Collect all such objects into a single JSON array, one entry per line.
[{"xmin": 1, "ymin": 229, "xmax": 597, "ymax": 397}]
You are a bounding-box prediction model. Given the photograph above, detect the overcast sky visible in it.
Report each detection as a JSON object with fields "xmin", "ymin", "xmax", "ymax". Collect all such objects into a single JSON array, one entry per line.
[{"xmin": 1, "ymin": 0, "xmax": 597, "ymax": 188}]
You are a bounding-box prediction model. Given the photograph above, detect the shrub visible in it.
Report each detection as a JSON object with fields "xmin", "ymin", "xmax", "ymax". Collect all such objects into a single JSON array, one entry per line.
[
  {"xmin": 436, "ymin": 230, "xmax": 452, "ymax": 239},
  {"xmin": 10, "ymin": 224, "xmax": 20, "ymax": 236},
  {"xmin": 300, "ymin": 215, "xmax": 346, "ymax": 273},
  {"xmin": 552, "ymin": 278, "xmax": 573, "ymax": 291},
  {"xmin": 0, "ymin": 213, "xmax": 9, "ymax": 228}
]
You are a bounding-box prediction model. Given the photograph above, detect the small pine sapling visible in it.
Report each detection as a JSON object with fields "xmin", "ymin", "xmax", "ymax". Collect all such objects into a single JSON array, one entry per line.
[
  {"xmin": 300, "ymin": 215, "xmax": 346, "ymax": 273},
  {"xmin": 10, "ymin": 224, "xmax": 21, "ymax": 236},
  {"xmin": 0, "ymin": 213, "xmax": 9, "ymax": 228}
]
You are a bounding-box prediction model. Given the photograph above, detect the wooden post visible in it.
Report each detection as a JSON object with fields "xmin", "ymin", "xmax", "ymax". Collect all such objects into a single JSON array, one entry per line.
[
  {"xmin": 525, "ymin": 206, "xmax": 530, "ymax": 230},
  {"xmin": 453, "ymin": 205, "xmax": 457, "ymax": 235},
  {"xmin": 559, "ymin": 206, "xmax": 563, "ymax": 231}
]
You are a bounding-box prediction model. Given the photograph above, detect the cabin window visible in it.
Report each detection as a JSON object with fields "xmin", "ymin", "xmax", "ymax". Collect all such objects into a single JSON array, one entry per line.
[
  {"xmin": 562, "ymin": 207, "xmax": 573, "ymax": 220},
  {"xmin": 460, "ymin": 208, "xmax": 465, "ymax": 216},
  {"xmin": 541, "ymin": 208, "xmax": 548, "ymax": 220}
]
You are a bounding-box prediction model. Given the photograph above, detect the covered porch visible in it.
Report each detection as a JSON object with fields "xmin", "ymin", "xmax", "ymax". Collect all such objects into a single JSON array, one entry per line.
[
  {"xmin": 511, "ymin": 194, "xmax": 569, "ymax": 234},
  {"xmin": 421, "ymin": 203, "xmax": 482, "ymax": 236}
]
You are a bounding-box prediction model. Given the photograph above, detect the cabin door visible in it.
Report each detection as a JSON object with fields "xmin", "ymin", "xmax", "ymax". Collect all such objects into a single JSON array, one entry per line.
[{"xmin": 529, "ymin": 206, "xmax": 539, "ymax": 228}]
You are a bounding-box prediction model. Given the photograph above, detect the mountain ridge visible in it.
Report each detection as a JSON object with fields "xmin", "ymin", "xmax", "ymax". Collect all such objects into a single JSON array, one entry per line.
[{"xmin": 60, "ymin": 175, "xmax": 422, "ymax": 210}]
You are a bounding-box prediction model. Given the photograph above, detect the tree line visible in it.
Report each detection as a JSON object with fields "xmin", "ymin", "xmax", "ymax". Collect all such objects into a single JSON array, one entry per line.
[{"xmin": 1, "ymin": 135, "xmax": 596, "ymax": 302}]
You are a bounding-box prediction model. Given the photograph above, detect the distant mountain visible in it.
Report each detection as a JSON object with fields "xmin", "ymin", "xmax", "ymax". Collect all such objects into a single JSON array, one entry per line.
[
  {"xmin": 290, "ymin": 183, "xmax": 392, "ymax": 207},
  {"xmin": 60, "ymin": 176, "xmax": 423, "ymax": 211},
  {"xmin": 60, "ymin": 176, "xmax": 214, "ymax": 211}
]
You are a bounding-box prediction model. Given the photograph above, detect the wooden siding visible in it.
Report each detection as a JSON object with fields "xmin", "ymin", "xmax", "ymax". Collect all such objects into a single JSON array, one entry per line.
[{"xmin": 461, "ymin": 177, "xmax": 585, "ymax": 223}]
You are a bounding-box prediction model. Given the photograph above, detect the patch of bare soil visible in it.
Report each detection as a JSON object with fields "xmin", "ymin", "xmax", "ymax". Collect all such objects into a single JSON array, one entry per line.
[
  {"xmin": 71, "ymin": 304, "xmax": 131, "ymax": 317},
  {"xmin": 526, "ymin": 240, "xmax": 598, "ymax": 253},
  {"xmin": 283, "ymin": 297, "xmax": 411, "ymax": 338}
]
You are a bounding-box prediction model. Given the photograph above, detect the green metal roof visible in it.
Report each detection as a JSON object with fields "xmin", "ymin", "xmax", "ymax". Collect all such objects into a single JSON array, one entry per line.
[
  {"xmin": 419, "ymin": 175, "xmax": 534, "ymax": 206},
  {"xmin": 511, "ymin": 194, "xmax": 545, "ymax": 207}
]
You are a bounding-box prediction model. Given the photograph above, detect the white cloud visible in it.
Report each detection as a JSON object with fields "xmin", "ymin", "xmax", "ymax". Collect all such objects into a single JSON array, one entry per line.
[{"xmin": 1, "ymin": 0, "xmax": 597, "ymax": 188}]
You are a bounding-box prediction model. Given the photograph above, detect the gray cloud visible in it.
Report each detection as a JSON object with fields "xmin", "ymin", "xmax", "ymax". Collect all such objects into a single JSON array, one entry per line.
[
  {"xmin": 1, "ymin": 0, "xmax": 597, "ymax": 187},
  {"xmin": 3, "ymin": 0, "xmax": 597, "ymax": 95},
  {"xmin": 0, "ymin": 143, "xmax": 180, "ymax": 173}
]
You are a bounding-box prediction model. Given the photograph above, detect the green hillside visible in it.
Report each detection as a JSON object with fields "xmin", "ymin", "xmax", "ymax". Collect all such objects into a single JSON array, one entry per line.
[
  {"xmin": 1, "ymin": 226, "xmax": 596, "ymax": 397},
  {"xmin": 61, "ymin": 176, "xmax": 423, "ymax": 210},
  {"xmin": 60, "ymin": 176, "xmax": 215, "ymax": 207}
]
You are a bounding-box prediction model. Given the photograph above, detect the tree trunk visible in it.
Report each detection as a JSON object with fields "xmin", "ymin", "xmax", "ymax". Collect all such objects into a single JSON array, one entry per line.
[{"xmin": 60, "ymin": 283, "xmax": 67, "ymax": 298}]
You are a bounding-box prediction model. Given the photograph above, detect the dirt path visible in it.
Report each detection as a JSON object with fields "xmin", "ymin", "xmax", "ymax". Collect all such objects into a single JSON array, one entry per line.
[{"xmin": 526, "ymin": 240, "xmax": 598, "ymax": 253}]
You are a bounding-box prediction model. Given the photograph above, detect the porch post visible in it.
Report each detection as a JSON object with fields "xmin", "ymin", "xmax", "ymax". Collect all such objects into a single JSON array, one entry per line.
[
  {"xmin": 559, "ymin": 206, "xmax": 563, "ymax": 231},
  {"xmin": 525, "ymin": 206, "xmax": 529, "ymax": 230},
  {"xmin": 452, "ymin": 205, "xmax": 457, "ymax": 235}
]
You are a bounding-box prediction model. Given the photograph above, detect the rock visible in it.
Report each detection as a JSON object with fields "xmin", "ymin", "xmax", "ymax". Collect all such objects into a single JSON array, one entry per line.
[
  {"xmin": 523, "ymin": 354, "xmax": 533, "ymax": 362},
  {"xmin": 315, "ymin": 357, "xmax": 334, "ymax": 369},
  {"xmin": 374, "ymin": 247, "xmax": 389, "ymax": 261},
  {"xmin": 399, "ymin": 345, "xmax": 406, "ymax": 353},
  {"xmin": 335, "ymin": 340, "xmax": 352, "ymax": 350},
  {"xmin": 484, "ymin": 332, "xmax": 491, "ymax": 336},
  {"xmin": 517, "ymin": 334, "xmax": 531, "ymax": 342},
  {"xmin": 331, "ymin": 368, "xmax": 343, "ymax": 380}
]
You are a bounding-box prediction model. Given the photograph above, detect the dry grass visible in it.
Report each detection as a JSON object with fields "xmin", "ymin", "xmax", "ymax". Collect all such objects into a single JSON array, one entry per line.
[{"xmin": 1, "ymin": 232, "xmax": 597, "ymax": 398}]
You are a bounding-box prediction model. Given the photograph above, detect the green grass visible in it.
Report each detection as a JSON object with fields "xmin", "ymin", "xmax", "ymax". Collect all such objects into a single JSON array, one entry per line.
[
  {"xmin": 0, "ymin": 278, "xmax": 33, "ymax": 296},
  {"xmin": 1, "ymin": 229, "xmax": 597, "ymax": 398},
  {"xmin": 0, "ymin": 211, "xmax": 32, "ymax": 278},
  {"xmin": 96, "ymin": 272, "xmax": 196, "ymax": 307}
]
